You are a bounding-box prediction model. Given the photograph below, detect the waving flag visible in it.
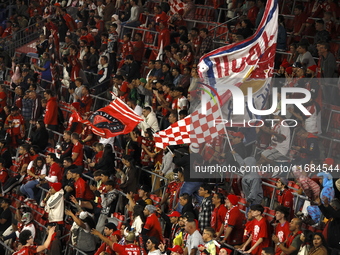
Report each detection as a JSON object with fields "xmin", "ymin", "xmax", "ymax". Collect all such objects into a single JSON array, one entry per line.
[
  {"xmin": 169, "ymin": 0, "xmax": 185, "ymax": 14},
  {"xmin": 74, "ymin": 97, "xmax": 143, "ymax": 138},
  {"xmin": 198, "ymin": 0, "xmax": 278, "ymax": 123},
  {"xmin": 154, "ymin": 0, "xmax": 278, "ymax": 148}
]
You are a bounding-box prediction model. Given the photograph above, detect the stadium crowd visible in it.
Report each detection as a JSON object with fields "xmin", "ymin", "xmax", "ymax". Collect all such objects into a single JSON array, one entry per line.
[{"xmin": 0, "ymin": 0, "xmax": 339, "ymax": 255}]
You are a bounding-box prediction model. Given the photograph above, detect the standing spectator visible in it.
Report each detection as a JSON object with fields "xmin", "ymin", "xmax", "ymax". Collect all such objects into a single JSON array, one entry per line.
[
  {"xmin": 60, "ymin": 8, "xmax": 76, "ymax": 32},
  {"xmin": 198, "ymin": 184, "xmax": 214, "ymax": 231},
  {"xmin": 276, "ymin": 178, "xmax": 294, "ymax": 217},
  {"xmin": 94, "ymin": 223, "xmax": 119, "ymax": 255},
  {"xmin": 146, "ymin": 236, "xmax": 161, "ymax": 255},
  {"xmin": 116, "ymin": 155, "xmax": 138, "ymax": 194},
  {"xmin": 43, "ymin": 90, "xmax": 58, "ymax": 145},
  {"xmin": 273, "ymin": 205, "xmax": 290, "ymax": 255},
  {"xmin": 143, "ymin": 204, "xmax": 163, "ymax": 242},
  {"xmin": 219, "ymin": 194, "xmax": 245, "ymax": 245},
  {"xmin": 139, "ymin": 106, "xmax": 160, "ymax": 133},
  {"xmin": 198, "ymin": 227, "xmax": 217, "ymax": 255},
  {"xmin": 255, "ymin": 0, "xmax": 266, "ymax": 27},
  {"xmin": 240, "ymin": 204, "xmax": 270, "ymax": 255},
  {"xmin": 132, "ymin": 33, "xmax": 145, "ymax": 65},
  {"xmin": 4, "ymin": 106, "xmax": 25, "ymax": 147},
  {"xmin": 122, "ymin": 0, "xmax": 140, "ymax": 32},
  {"xmin": 21, "ymin": 90, "xmax": 33, "ymax": 127},
  {"xmin": 247, "ymin": 0, "xmax": 259, "ymax": 26},
  {"xmin": 71, "ymin": 133, "xmax": 84, "ymax": 167},
  {"xmin": 158, "ymin": 22, "xmax": 171, "ymax": 50},
  {"xmin": 41, "ymin": 182, "xmax": 65, "ymax": 225},
  {"xmin": 103, "ymin": 0, "xmax": 116, "ymax": 29},
  {"xmin": 42, "ymin": 153, "xmax": 62, "ymax": 184},
  {"xmin": 184, "ymin": 220, "xmax": 204, "ymax": 255},
  {"xmin": 211, "ymin": 193, "xmax": 227, "ymax": 236},
  {"xmin": 289, "ymin": 5, "xmax": 307, "ymax": 44},
  {"xmin": 0, "ymin": 198, "xmax": 12, "ymax": 236},
  {"xmin": 34, "ymin": 53, "xmax": 52, "ymax": 89},
  {"xmin": 28, "ymin": 90, "xmax": 42, "ymax": 124},
  {"xmin": 197, "ymin": 28, "xmax": 213, "ymax": 62}
]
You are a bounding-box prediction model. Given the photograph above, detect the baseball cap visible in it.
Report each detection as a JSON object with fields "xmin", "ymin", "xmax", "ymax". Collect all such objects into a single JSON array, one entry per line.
[
  {"xmin": 169, "ymin": 245, "xmax": 184, "ymax": 254},
  {"xmin": 139, "ymin": 185, "xmax": 151, "ymax": 193},
  {"xmin": 168, "ymin": 211, "xmax": 181, "ymax": 217},
  {"xmin": 190, "ymin": 143, "xmax": 199, "ymax": 153},
  {"xmin": 323, "ymin": 158, "xmax": 334, "ymax": 166},
  {"xmin": 105, "ymin": 222, "xmax": 117, "ymax": 230}
]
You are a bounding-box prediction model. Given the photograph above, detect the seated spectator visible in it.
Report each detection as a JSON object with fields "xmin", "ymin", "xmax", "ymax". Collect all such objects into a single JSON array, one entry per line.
[
  {"xmin": 29, "ymin": 120, "xmax": 49, "ymax": 152},
  {"xmin": 308, "ymin": 233, "xmax": 328, "ymax": 255},
  {"xmin": 237, "ymin": 19, "xmax": 254, "ymax": 39},
  {"xmin": 296, "ymin": 44, "xmax": 316, "ymax": 68},
  {"xmin": 0, "ymin": 198, "xmax": 12, "ymax": 236},
  {"xmin": 94, "ymin": 222, "xmax": 119, "ymax": 255}
]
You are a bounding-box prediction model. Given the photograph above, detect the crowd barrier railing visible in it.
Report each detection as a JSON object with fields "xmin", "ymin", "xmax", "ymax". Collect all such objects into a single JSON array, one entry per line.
[{"xmin": 0, "ymin": 239, "xmax": 14, "ymax": 255}]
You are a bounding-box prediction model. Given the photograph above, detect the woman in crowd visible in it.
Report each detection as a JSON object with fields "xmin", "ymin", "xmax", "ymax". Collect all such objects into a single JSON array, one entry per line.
[
  {"xmin": 30, "ymin": 120, "xmax": 49, "ymax": 152},
  {"xmin": 308, "ymin": 233, "xmax": 328, "ymax": 255},
  {"xmin": 298, "ymin": 230, "xmax": 314, "ymax": 255}
]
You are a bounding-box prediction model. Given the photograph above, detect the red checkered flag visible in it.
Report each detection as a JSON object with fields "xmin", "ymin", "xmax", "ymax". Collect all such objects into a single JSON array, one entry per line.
[
  {"xmin": 154, "ymin": 91, "xmax": 226, "ymax": 149},
  {"xmin": 169, "ymin": 0, "xmax": 185, "ymax": 14}
]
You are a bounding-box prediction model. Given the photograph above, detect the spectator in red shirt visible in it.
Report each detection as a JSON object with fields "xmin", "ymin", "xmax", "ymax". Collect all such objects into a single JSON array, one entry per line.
[
  {"xmin": 289, "ymin": 5, "xmax": 307, "ymax": 44},
  {"xmin": 220, "ymin": 194, "xmax": 245, "ymax": 246},
  {"xmin": 240, "ymin": 204, "xmax": 270, "ymax": 255},
  {"xmin": 132, "ymin": 33, "xmax": 145, "ymax": 65},
  {"xmin": 0, "ymin": 84, "xmax": 7, "ymax": 109},
  {"xmin": 4, "ymin": 106, "xmax": 25, "ymax": 147},
  {"xmin": 68, "ymin": 167, "xmax": 95, "ymax": 209},
  {"xmin": 80, "ymin": 27, "xmax": 95, "ymax": 46},
  {"xmin": 94, "ymin": 222, "xmax": 119, "ymax": 255},
  {"xmin": 273, "ymin": 205, "xmax": 290, "ymax": 255},
  {"xmin": 158, "ymin": 22, "xmax": 171, "ymax": 50},
  {"xmin": 60, "ymin": 8, "xmax": 76, "ymax": 32},
  {"xmin": 247, "ymin": 0, "xmax": 259, "ymax": 26},
  {"xmin": 43, "ymin": 89, "xmax": 58, "ymax": 145},
  {"xmin": 71, "ymin": 132, "xmax": 84, "ymax": 167},
  {"xmin": 154, "ymin": 5, "xmax": 168, "ymax": 31},
  {"xmin": 212, "ymin": 192, "xmax": 227, "ymax": 236},
  {"xmin": 0, "ymin": 158, "xmax": 8, "ymax": 187},
  {"xmin": 276, "ymin": 178, "xmax": 294, "ymax": 218},
  {"xmin": 120, "ymin": 33, "xmax": 134, "ymax": 63},
  {"xmin": 42, "ymin": 153, "xmax": 62, "ymax": 183},
  {"xmin": 143, "ymin": 204, "xmax": 164, "ymax": 242}
]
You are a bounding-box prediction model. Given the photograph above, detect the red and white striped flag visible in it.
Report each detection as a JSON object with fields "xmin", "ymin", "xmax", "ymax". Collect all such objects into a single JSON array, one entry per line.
[{"xmin": 74, "ymin": 97, "xmax": 143, "ymax": 138}]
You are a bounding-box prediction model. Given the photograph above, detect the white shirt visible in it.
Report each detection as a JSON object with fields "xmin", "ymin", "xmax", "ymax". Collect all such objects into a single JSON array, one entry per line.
[
  {"xmin": 140, "ymin": 111, "xmax": 160, "ymax": 135},
  {"xmin": 186, "ymin": 230, "xmax": 204, "ymax": 255}
]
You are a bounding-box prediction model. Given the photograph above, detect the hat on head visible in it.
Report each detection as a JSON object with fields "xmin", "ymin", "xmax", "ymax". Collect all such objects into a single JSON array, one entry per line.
[
  {"xmin": 307, "ymin": 65, "xmax": 317, "ymax": 73},
  {"xmin": 280, "ymin": 60, "xmax": 290, "ymax": 69},
  {"xmin": 105, "ymin": 222, "xmax": 117, "ymax": 230},
  {"xmin": 145, "ymin": 205, "xmax": 156, "ymax": 214},
  {"xmin": 292, "ymin": 62, "xmax": 302, "ymax": 68},
  {"xmin": 183, "ymin": 212, "xmax": 195, "ymax": 221},
  {"xmin": 125, "ymin": 231, "xmax": 136, "ymax": 242},
  {"xmin": 71, "ymin": 102, "xmax": 80, "ymax": 110},
  {"xmin": 231, "ymin": 132, "xmax": 244, "ymax": 139},
  {"xmin": 70, "ymin": 167, "xmax": 82, "ymax": 174},
  {"xmin": 91, "ymin": 29, "xmax": 98, "ymax": 33},
  {"xmin": 112, "ymin": 230, "xmax": 121, "ymax": 239},
  {"xmin": 169, "ymin": 245, "xmax": 184, "ymax": 254},
  {"xmin": 112, "ymin": 14, "xmax": 119, "ymax": 20},
  {"xmin": 279, "ymin": 177, "xmax": 288, "ymax": 186},
  {"xmin": 168, "ymin": 211, "xmax": 181, "ymax": 217},
  {"xmin": 140, "ymin": 78, "xmax": 147, "ymax": 83},
  {"xmin": 227, "ymin": 194, "xmax": 239, "ymax": 205},
  {"xmin": 286, "ymin": 66, "xmax": 293, "ymax": 75},
  {"xmin": 50, "ymin": 182, "xmax": 62, "ymax": 192},
  {"xmin": 323, "ymin": 158, "xmax": 334, "ymax": 166},
  {"xmin": 190, "ymin": 143, "xmax": 200, "ymax": 153}
]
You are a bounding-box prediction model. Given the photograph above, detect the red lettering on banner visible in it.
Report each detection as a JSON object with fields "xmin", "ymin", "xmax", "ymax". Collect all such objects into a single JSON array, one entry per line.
[
  {"xmin": 223, "ymin": 56, "xmax": 229, "ymax": 76},
  {"xmin": 232, "ymin": 57, "xmax": 246, "ymax": 73},
  {"xmin": 247, "ymin": 43, "xmax": 262, "ymax": 65}
]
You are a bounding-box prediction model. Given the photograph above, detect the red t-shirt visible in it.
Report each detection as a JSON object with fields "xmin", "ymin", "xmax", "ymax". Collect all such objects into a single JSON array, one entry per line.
[
  {"xmin": 275, "ymin": 221, "xmax": 290, "ymax": 255},
  {"xmin": 119, "ymin": 81, "xmax": 130, "ymax": 102},
  {"xmin": 132, "ymin": 40, "xmax": 145, "ymax": 62},
  {"xmin": 74, "ymin": 177, "xmax": 95, "ymax": 201},
  {"xmin": 0, "ymin": 167, "xmax": 8, "ymax": 184},
  {"xmin": 121, "ymin": 41, "xmax": 133, "ymax": 59},
  {"xmin": 243, "ymin": 220, "xmax": 254, "ymax": 243},
  {"xmin": 224, "ymin": 205, "xmax": 245, "ymax": 245},
  {"xmin": 251, "ymin": 217, "xmax": 270, "ymax": 255},
  {"xmin": 72, "ymin": 142, "xmax": 84, "ymax": 166},
  {"xmin": 49, "ymin": 162, "xmax": 62, "ymax": 182},
  {"xmin": 13, "ymin": 245, "xmax": 38, "ymax": 255},
  {"xmin": 211, "ymin": 204, "xmax": 228, "ymax": 233},
  {"xmin": 144, "ymin": 213, "xmax": 163, "ymax": 242},
  {"xmin": 112, "ymin": 243, "xmax": 141, "ymax": 255},
  {"xmin": 277, "ymin": 189, "xmax": 294, "ymax": 217},
  {"xmin": 0, "ymin": 91, "xmax": 7, "ymax": 109},
  {"xmin": 5, "ymin": 114, "xmax": 25, "ymax": 137}
]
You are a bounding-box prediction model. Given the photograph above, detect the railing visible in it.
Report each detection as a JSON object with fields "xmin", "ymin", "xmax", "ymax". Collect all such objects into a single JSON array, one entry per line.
[{"xmin": 0, "ymin": 239, "xmax": 14, "ymax": 255}]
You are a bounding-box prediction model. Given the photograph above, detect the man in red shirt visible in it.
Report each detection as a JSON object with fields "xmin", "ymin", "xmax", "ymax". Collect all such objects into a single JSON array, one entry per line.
[
  {"xmin": 60, "ymin": 8, "xmax": 76, "ymax": 32},
  {"xmin": 94, "ymin": 222, "xmax": 119, "ymax": 255},
  {"xmin": 41, "ymin": 153, "xmax": 62, "ymax": 183},
  {"xmin": 4, "ymin": 106, "xmax": 25, "ymax": 147},
  {"xmin": 44, "ymin": 89, "xmax": 58, "ymax": 145},
  {"xmin": 13, "ymin": 227, "xmax": 56, "ymax": 255},
  {"xmin": 80, "ymin": 27, "xmax": 95, "ymax": 46},
  {"xmin": 211, "ymin": 192, "xmax": 227, "ymax": 236},
  {"xmin": 0, "ymin": 158, "xmax": 8, "ymax": 186},
  {"xmin": 160, "ymin": 167, "xmax": 183, "ymax": 211},
  {"xmin": 247, "ymin": 0, "xmax": 259, "ymax": 26},
  {"xmin": 92, "ymin": 230, "xmax": 141, "ymax": 255},
  {"xmin": 240, "ymin": 204, "xmax": 270, "ymax": 255},
  {"xmin": 276, "ymin": 178, "xmax": 294, "ymax": 218},
  {"xmin": 71, "ymin": 132, "xmax": 84, "ymax": 167},
  {"xmin": 143, "ymin": 204, "xmax": 163, "ymax": 242},
  {"xmin": 272, "ymin": 218, "xmax": 303, "ymax": 255},
  {"xmin": 220, "ymin": 194, "xmax": 244, "ymax": 246},
  {"xmin": 69, "ymin": 167, "xmax": 94, "ymax": 209},
  {"xmin": 154, "ymin": 5, "xmax": 168, "ymax": 31},
  {"xmin": 120, "ymin": 33, "xmax": 133, "ymax": 62},
  {"xmin": 273, "ymin": 206, "xmax": 290, "ymax": 255},
  {"xmin": 158, "ymin": 22, "xmax": 170, "ymax": 50},
  {"xmin": 132, "ymin": 33, "xmax": 145, "ymax": 65},
  {"xmin": 290, "ymin": 5, "xmax": 307, "ymax": 43}
]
